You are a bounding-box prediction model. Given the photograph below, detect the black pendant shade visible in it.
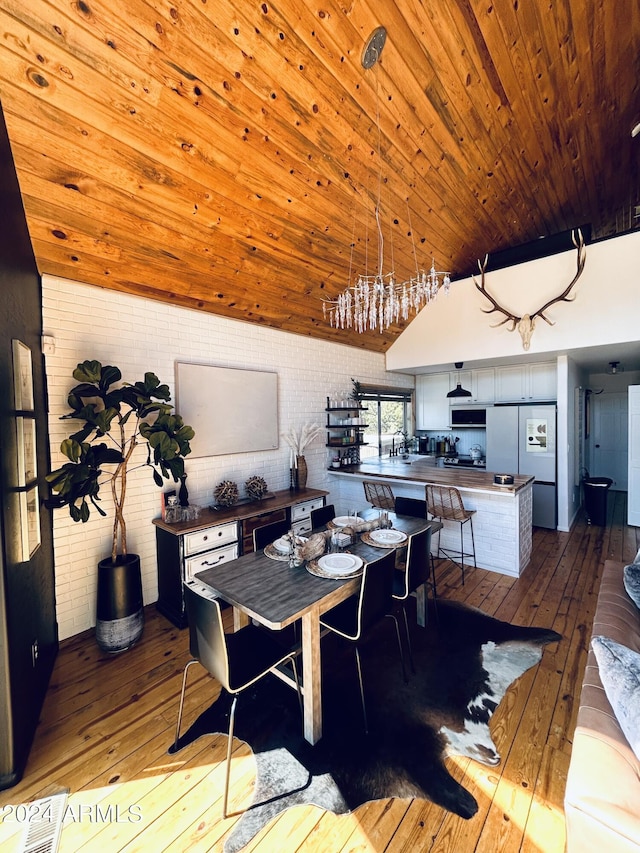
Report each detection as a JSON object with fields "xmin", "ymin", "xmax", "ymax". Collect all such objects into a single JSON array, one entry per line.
[
  {"xmin": 447, "ymin": 362, "xmax": 472, "ymax": 398},
  {"xmin": 446, "ymin": 383, "xmax": 472, "ymax": 398}
]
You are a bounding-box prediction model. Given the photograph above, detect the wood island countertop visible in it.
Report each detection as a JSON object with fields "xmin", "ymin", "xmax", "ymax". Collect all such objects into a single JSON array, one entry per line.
[{"xmin": 330, "ymin": 458, "xmax": 534, "ymax": 494}]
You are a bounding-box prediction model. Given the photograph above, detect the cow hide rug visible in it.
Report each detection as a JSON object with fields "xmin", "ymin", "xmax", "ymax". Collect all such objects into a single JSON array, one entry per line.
[{"xmin": 169, "ymin": 600, "xmax": 561, "ymax": 852}]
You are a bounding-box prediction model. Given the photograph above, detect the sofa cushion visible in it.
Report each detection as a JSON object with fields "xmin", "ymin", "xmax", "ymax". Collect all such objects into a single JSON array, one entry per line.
[
  {"xmin": 591, "ymin": 635, "xmax": 640, "ymax": 761},
  {"xmin": 623, "ymin": 563, "xmax": 640, "ymax": 610}
]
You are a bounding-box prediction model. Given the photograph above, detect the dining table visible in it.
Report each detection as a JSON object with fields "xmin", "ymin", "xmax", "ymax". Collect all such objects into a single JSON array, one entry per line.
[{"xmin": 195, "ymin": 509, "xmax": 441, "ymax": 745}]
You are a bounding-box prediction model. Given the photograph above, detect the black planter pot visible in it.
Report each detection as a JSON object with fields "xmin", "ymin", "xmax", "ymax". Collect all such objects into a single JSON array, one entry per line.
[{"xmin": 95, "ymin": 554, "xmax": 144, "ymax": 654}]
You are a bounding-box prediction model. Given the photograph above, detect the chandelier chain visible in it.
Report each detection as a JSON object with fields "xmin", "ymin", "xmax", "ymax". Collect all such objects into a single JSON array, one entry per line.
[{"xmin": 322, "ymin": 27, "xmax": 452, "ymax": 333}]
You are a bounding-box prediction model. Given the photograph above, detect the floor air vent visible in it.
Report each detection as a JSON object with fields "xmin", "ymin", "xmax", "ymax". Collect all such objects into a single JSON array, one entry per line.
[{"xmin": 19, "ymin": 790, "xmax": 68, "ymax": 853}]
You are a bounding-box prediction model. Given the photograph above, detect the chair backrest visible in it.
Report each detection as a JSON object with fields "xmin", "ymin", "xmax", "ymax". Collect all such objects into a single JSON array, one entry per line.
[
  {"xmin": 253, "ymin": 518, "xmax": 290, "ymax": 551},
  {"xmin": 363, "ymin": 481, "xmax": 395, "ymax": 510},
  {"xmin": 184, "ymin": 582, "xmax": 231, "ymax": 691},
  {"xmin": 425, "ymin": 484, "xmax": 468, "ymax": 521},
  {"xmin": 396, "ymin": 527, "xmax": 432, "ymax": 600},
  {"xmin": 310, "ymin": 503, "xmax": 335, "ymax": 529},
  {"xmin": 356, "ymin": 550, "xmax": 396, "ymax": 636},
  {"xmin": 394, "ymin": 495, "xmax": 427, "ymax": 519}
]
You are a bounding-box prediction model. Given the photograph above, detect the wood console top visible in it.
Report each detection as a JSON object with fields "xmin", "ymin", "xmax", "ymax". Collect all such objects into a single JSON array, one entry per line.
[{"xmin": 152, "ymin": 486, "xmax": 329, "ymax": 535}]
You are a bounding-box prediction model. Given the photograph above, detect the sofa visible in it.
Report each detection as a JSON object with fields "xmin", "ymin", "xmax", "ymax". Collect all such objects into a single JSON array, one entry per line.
[{"xmin": 564, "ymin": 554, "xmax": 640, "ymax": 852}]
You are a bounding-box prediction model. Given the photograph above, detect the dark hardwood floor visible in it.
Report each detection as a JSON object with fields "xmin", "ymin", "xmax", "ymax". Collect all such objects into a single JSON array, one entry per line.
[{"xmin": 1, "ymin": 493, "xmax": 637, "ymax": 852}]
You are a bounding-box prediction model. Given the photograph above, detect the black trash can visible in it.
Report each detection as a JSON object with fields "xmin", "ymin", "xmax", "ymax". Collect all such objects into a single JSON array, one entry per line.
[{"xmin": 583, "ymin": 476, "xmax": 613, "ymax": 526}]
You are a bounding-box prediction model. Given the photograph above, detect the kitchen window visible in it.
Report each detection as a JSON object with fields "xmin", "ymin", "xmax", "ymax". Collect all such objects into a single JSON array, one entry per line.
[{"xmin": 358, "ymin": 385, "xmax": 413, "ymax": 459}]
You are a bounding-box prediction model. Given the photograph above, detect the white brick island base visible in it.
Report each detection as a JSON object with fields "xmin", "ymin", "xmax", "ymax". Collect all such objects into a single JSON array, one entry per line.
[{"xmin": 328, "ymin": 467, "xmax": 533, "ymax": 578}]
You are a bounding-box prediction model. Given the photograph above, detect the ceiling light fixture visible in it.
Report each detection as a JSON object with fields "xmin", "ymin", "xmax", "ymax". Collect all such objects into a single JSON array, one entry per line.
[
  {"xmin": 447, "ymin": 362, "xmax": 473, "ymax": 398},
  {"xmin": 607, "ymin": 361, "xmax": 624, "ymax": 375},
  {"xmin": 323, "ymin": 27, "xmax": 452, "ymax": 333}
]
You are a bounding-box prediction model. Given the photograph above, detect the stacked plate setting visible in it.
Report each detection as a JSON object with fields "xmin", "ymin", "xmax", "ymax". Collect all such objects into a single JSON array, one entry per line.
[
  {"xmin": 315, "ymin": 553, "xmax": 363, "ymax": 576},
  {"xmin": 331, "ymin": 515, "xmax": 360, "ymax": 528},
  {"xmin": 367, "ymin": 529, "xmax": 406, "ymax": 545},
  {"xmin": 272, "ymin": 535, "xmax": 307, "ymax": 554}
]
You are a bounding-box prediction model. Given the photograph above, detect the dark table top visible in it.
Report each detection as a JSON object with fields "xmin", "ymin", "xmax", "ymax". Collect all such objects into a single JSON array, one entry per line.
[{"xmin": 194, "ymin": 512, "xmax": 439, "ymax": 630}]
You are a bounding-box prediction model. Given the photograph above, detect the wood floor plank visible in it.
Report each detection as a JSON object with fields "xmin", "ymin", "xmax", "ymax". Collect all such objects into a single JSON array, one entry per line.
[{"xmin": 1, "ymin": 500, "xmax": 634, "ymax": 852}]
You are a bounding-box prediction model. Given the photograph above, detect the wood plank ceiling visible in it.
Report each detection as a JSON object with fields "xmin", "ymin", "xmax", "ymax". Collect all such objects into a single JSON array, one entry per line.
[{"xmin": 0, "ymin": 0, "xmax": 638, "ymax": 352}]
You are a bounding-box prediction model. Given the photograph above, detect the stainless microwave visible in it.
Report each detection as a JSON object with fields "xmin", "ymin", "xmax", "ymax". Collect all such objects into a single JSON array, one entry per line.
[{"xmin": 450, "ymin": 408, "xmax": 487, "ymax": 427}]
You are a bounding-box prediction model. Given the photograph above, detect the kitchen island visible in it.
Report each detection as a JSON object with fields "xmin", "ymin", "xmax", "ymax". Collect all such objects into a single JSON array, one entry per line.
[{"xmin": 329, "ymin": 457, "xmax": 533, "ymax": 577}]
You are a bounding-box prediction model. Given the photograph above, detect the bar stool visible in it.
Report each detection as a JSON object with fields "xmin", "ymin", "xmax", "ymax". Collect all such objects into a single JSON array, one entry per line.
[
  {"xmin": 425, "ymin": 484, "xmax": 476, "ymax": 585},
  {"xmin": 363, "ymin": 481, "xmax": 395, "ymax": 511}
]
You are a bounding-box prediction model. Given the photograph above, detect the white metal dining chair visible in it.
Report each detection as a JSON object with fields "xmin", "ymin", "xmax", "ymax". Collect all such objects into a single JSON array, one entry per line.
[{"xmin": 174, "ymin": 581, "xmax": 302, "ymax": 818}]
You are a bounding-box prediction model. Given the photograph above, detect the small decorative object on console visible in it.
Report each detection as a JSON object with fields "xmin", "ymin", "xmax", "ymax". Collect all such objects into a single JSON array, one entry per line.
[
  {"xmin": 245, "ymin": 475, "xmax": 268, "ymax": 501},
  {"xmin": 214, "ymin": 479, "xmax": 239, "ymax": 507},
  {"xmin": 494, "ymin": 473, "xmax": 514, "ymax": 486},
  {"xmin": 178, "ymin": 473, "xmax": 189, "ymax": 507}
]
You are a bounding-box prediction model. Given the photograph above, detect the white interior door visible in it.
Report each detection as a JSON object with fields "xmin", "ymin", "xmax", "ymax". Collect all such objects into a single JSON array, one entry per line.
[
  {"xmin": 590, "ymin": 392, "xmax": 628, "ymax": 490},
  {"xmin": 629, "ymin": 386, "xmax": 640, "ymax": 527}
]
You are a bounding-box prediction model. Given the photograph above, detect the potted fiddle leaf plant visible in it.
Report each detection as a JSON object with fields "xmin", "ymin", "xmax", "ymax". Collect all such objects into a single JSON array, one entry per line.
[{"xmin": 46, "ymin": 360, "xmax": 195, "ymax": 653}]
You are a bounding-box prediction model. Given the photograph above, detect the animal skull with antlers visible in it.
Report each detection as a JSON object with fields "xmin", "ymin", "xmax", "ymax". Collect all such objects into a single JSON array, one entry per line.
[{"xmin": 473, "ymin": 229, "xmax": 586, "ymax": 350}]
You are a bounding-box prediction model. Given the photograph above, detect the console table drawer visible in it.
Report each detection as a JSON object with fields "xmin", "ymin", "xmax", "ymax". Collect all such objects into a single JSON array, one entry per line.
[
  {"xmin": 185, "ymin": 543, "xmax": 239, "ymax": 579},
  {"xmin": 184, "ymin": 522, "xmax": 238, "ymax": 556},
  {"xmin": 292, "ymin": 498, "xmax": 325, "ymax": 521}
]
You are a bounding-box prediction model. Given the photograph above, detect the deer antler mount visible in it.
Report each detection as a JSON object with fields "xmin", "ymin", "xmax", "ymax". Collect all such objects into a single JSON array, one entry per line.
[{"xmin": 473, "ymin": 229, "xmax": 586, "ymax": 350}]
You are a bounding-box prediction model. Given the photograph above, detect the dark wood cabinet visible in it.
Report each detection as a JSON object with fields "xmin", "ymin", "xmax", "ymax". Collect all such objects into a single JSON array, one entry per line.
[
  {"xmin": 153, "ymin": 487, "xmax": 328, "ymax": 627},
  {"xmin": 240, "ymin": 507, "xmax": 287, "ymax": 554}
]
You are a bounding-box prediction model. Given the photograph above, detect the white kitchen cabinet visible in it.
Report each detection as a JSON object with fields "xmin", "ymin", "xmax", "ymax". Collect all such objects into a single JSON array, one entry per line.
[
  {"xmin": 528, "ymin": 362, "xmax": 557, "ymax": 400},
  {"xmin": 416, "ymin": 373, "xmax": 451, "ymax": 430},
  {"xmin": 448, "ymin": 367, "xmax": 494, "ymax": 403},
  {"xmin": 495, "ymin": 365, "xmax": 525, "ymax": 401},
  {"xmin": 471, "ymin": 368, "xmax": 495, "ymax": 403},
  {"xmin": 495, "ymin": 362, "xmax": 556, "ymax": 402}
]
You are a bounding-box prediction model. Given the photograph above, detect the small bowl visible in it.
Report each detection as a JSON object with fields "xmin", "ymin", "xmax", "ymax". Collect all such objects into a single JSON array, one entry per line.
[{"xmin": 494, "ymin": 473, "xmax": 515, "ymax": 486}]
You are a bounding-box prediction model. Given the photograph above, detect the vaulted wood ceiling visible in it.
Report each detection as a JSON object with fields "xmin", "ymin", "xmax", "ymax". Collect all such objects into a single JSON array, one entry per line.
[{"xmin": 0, "ymin": 1, "xmax": 638, "ymax": 352}]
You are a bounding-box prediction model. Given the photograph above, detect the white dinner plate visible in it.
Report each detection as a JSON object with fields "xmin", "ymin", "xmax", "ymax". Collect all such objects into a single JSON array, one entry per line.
[
  {"xmin": 332, "ymin": 515, "xmax": 360, "ymax": 527},
  {"xmin": 272, "ymin": 535, "xmax": 306, "ymax": 554},
  {"xmin": 369, "ymin": 529, "xmax": 407, "ymax": 545},
  {"xmin": 317, "ymin": 554, "xmax": 363, "ymax": 575}
]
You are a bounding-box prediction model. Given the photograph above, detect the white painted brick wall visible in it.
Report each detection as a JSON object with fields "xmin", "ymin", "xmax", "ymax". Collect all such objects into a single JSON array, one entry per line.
[{"xmin": 42, "ymin": 275, "xmax": 414, "ymax": 640}]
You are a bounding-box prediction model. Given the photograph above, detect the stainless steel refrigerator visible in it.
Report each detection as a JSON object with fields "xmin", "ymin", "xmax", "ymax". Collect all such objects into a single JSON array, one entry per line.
[{"xmin": 486, "ymin": 404, "xmax": 557, "ymax": 529}]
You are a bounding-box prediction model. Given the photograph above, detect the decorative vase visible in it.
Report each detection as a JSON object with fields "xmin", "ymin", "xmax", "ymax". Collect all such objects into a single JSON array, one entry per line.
[
  {"xmin": 296, "ymin": 455, "xmax": 308, "ymax": 490},
  {"xmin": 95, "ymin": 554, "xmax": 144, "ymax": 654},
  {"xmin": 178, "ymin": 473, "xmax": 189, "ymax": 507}
]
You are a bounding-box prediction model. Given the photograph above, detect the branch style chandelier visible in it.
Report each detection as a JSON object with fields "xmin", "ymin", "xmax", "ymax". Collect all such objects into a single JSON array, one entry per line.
[{"xmin": 323, "ymin": 26, "xmax": 452, "ymax": 333}]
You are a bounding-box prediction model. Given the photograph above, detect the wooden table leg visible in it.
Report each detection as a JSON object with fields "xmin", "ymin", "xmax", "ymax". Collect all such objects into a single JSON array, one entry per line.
[
  {"xmin": 232, "ymin": 607, "xmax": 249, "ymax": 632},
  {"xmin": 301, "ymin": 608, "xmax": 322, "ymax": 745}
]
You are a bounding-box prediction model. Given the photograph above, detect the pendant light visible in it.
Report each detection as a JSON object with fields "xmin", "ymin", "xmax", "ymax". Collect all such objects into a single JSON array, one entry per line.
[{"xmin": 446, "ymin": 362, "xmax": 472, "ymax": 398}]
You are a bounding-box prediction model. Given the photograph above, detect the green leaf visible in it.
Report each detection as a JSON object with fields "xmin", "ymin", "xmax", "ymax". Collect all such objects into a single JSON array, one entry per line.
[
  {"xmin": 94, "ymin": 408, "xmax": 118, "ymax": 435},
  {"xmin": 73, "ymin": 360, "xmax": 103, "ymax": 384},
  {"xmin": 60, "ymin": 438, "xmax": 83, "ymax": 462},
  {"xmin": 99, "ymin": 365, "xmax": 121, "ymax": 393}
]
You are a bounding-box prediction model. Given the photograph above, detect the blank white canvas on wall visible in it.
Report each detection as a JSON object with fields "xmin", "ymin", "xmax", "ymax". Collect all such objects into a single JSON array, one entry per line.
[{"xmin": 176, "ymin": 362, "xmax": 279, "ymax": 457}]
